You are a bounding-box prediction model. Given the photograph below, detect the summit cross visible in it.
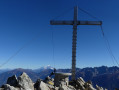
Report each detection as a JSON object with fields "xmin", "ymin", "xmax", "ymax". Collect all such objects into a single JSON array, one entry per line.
[{"xmin": 50, "ymin": 6, "xmax": 102, "ymax": 80}]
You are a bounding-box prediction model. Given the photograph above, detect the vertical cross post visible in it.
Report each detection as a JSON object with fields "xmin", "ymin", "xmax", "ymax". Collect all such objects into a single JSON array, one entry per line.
[
  {"xmin": 50, "ymin": 6, "xmax": 102, "ymax": 81},
  {"xmin": 72, "ymin": 6, "xmax": 78, "ymax": 80}
]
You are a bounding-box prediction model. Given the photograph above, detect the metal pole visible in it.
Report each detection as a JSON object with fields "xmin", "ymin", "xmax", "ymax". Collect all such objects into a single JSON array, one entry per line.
[{"xmin": 72, "ymin": 6, "xmax": 78, "ymax": 81}]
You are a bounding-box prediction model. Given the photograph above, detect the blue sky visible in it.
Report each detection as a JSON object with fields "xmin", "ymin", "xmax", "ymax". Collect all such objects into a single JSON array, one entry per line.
[{"xmin": 0, "ymin": 0, "xmax": 119, "ymax": 69}]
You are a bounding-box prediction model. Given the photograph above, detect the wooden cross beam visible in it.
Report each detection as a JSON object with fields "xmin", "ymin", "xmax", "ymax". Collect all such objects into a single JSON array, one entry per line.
[
  {"xmin": 50, "ymin": 21, "xmax": 102, "ymax": 25},
  {"xmin": 50, "ymin": 6, "xmax": 102, "ymax": 81}
]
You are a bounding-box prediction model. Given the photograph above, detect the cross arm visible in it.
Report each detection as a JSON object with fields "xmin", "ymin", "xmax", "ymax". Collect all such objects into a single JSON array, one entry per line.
[
  {"xmin": 50, "ymin": 20, "xmax": 73, "ymax": 25},
  {"xmin": 78, "ymin": 21, "xmax": 102, "ymax": 25},
  {"xmin": 50, "ymin": 20, "xmax": 102, "ymax": 25}
]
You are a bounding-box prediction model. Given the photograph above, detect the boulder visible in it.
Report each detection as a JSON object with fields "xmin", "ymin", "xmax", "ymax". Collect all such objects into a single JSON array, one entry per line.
[
  {"xmin": 18, "ymin": 72, "xmax": 34, "ymax": 90},
  {"xmin": 76, "ymin": 77, "xmax": 85, "ymax": 89},
  {"xmin": 85, "ymin": 82, "xmax": 96, "ymax": 90},
  {"xmin": 59, "ymin": 81, "xmax": 74, "ymax": 90},
  {"xmin": 39, "ymin": 81, "xmax": 50, "ymax": 90},
  {"xmin": 3, "ymin": 84, "xmax": 19, "ymax": 90},
  {"xmin": 34, "ymin": 79, "xmax": 50, "ymax": 90}
]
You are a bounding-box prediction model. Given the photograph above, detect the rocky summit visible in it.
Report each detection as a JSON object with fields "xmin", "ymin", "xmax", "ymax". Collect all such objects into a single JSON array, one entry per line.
[{"xmin": 0, "ymin": 72, "xmax": 107, "ymax": 90}]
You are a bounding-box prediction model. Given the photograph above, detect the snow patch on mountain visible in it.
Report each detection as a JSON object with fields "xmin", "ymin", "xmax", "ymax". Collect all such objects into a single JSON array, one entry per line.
[{"xmin": 33, "ymin": 65, "xmax": 54, "ymax": 73}]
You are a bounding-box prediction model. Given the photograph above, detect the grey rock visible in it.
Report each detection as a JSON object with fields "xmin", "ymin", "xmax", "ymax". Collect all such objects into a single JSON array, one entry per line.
[
  {"xmin": 34, "ymin": 79, "xmax": 50, "ymax": 90},
  {"xmin": 0, "ymin": 72, "xmax": 107, "ymax": 90},
  {"xmin": 0, "ymin": 88, "xmax": 4, "ymax": 90},
  {"xmin": 3, "ymin": 84, "xmax": 20, "ymax": 90},
  {"xmin": 59, "ymin": 81, "xmax": 68, "ymax": 90},
  {"xmin": 39, "ymin": 81, "xmax": 50, "ymax": 90},
  {"xmin": 59, "ymin": 81, "xmax": 74, "ymax": 90},
  {"xmin": 46, "ymin": 84, "xmax": 54, "ymax": 90},
  {"xmin": 59, "ymin": 85, "xmax": 68, "ymax": 90},
  {"xmin": 75, "ymin": 77, "xmax": 107, "ymax": 90},
  {"xmin": 76, "ymin": 77, "xmax": 85, "ymax": 89},
  {"xmin": 18, "ymin": 72, "xmax": 34, "ymax": 90},
  {"xmin": 96, "ymin": 85, "xmax": 104, "ymax": 90},
  {"xmin": 59, "ymin": 85, "xmax": 75, "ymax": 90},
  {"xmin": 68, "ymin": 85, "xmax": 76, "ymax": 90}
]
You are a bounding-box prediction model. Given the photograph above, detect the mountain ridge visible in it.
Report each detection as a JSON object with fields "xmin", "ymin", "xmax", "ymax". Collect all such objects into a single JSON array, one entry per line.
[{"xmin": 0, "ymin": 66, "xmax": 119, "ymax": 89}]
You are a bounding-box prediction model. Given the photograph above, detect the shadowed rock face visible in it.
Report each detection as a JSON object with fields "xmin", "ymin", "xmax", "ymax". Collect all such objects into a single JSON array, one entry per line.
[
  {"xmin": 7, "ymin": 75, "xmax": 18, "ymax": 87},
  {"xmin": 0, "ymin": 72, "xmax": 106, "ymax": 90}
]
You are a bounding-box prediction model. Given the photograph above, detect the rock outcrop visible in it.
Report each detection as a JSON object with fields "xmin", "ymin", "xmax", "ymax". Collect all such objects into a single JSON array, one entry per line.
[
  {"xmin": 34, "ymin": 79, "xmax": 50, "ymax": 90},
  {"xmin": 0, "ymin": 72, "xmax": 107, "ymax": 90},
  {"xmin": 18, "ymin": 72, "xmax": 34, "ymax": 90}
]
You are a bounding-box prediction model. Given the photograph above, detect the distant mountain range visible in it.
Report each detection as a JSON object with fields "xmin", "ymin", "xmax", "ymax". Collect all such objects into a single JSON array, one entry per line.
[
  {"xmin": 0, "ymin": 69, "xmax": 11, "ymax": 74},
  {"xmin": 0, "ymin": 66, "xmax": 119, "ymax": 89}
]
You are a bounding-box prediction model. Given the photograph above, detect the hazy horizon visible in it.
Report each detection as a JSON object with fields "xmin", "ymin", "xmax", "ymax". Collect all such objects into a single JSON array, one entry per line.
[{"xmin": 0, "ymin": 65, "xmax": 118, "ymax": 70}]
